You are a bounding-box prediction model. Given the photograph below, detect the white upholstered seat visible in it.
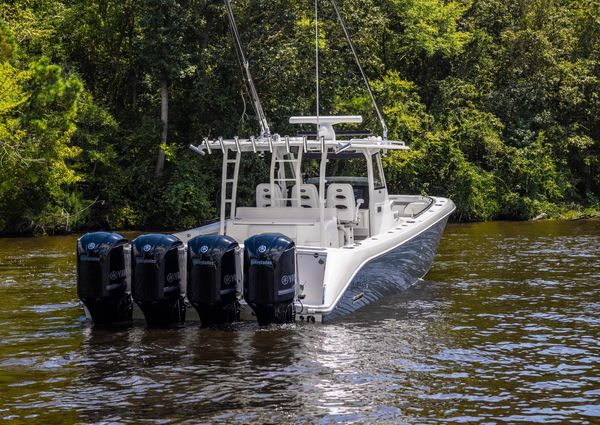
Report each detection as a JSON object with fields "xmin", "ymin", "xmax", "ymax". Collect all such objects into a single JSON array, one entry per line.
[
  {"xmin": 291, "ymin": 184, "xmax": 319, "ymax": 208},
  {"xmin": 256, "ymin": 183, "xmax": 285, "ymax": 207},
  {"xmin": 326, "ymin": 183, "xmax": 360, "ymax": 224}
]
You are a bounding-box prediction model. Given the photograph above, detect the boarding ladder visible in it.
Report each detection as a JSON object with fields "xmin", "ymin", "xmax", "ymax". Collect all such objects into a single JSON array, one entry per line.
[
  {"xmin": 220, "ymin": 137, "xmax": 241, "ymax": 234},
  {"xmin": 270, "ymin": 139, "xmax": 304, "ymax": 206}
]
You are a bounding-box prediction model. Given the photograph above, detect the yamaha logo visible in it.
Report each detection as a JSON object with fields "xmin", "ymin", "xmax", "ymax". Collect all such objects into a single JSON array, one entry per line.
[
  {"xmin": 281, "ymin": 274, "xmax": 295, "ymax": 286},
  {"xmin": 224, "ymin": 275, "xmax": 232, "ymax": 285},
  {"xmin": 200, "ymin": 245, "xmax": 209, "ymax": 254},
  {"xmin": 87, "ymin": 242, "xmax": 96, "ymax": 250},
  {"xmin": 109, "ymin": 269, "xmax": 126, "ymax": 281},
  {"xmin": 143, "ymin": 244, "xmax": 152, "ymax": 252},
  {"xmin": 258, "ymin": 244, "xmax": 267, "ymax": 253},
  {"xmin": 167, "ymin": 273, "xmax": 175, "ymax": 283}
]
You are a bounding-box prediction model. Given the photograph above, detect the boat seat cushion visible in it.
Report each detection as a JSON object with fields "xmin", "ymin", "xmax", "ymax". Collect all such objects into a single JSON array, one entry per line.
[
  {"xmin": 291, "ymin": 184, "xmax": 319, "ymax": 208},
  {"xmin": 236, "ymin": 207, "xmax": 336, "ymax": 222},
  {"xmin": 230, "ymin": 207, "xmax": 340, "ymax": 247},
  {"xmin": 326, "ymin": 183, "xmax": 357, "ymax": 224},
  {"xmin": 256, "ymin": 183, "xmax": 285, "ymax": 207}
]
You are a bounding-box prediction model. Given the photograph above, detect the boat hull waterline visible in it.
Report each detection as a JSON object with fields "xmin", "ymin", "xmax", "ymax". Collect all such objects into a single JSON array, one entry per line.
[
  {"xmin": 129, "ymin": 199, "xmax": 455, "ymax": 324},
  {"xmin": 322, "ymin": 215, "xmax": 449, "ymax": 322}
]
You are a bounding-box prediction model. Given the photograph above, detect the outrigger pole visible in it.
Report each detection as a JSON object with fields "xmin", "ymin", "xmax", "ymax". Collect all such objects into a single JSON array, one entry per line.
[
  {"xmin": 224, "ymin": 0, "xmax": 271, "ymax": 138},
  {"xmin": 329, "ymin": 0, "xmax": 388, "ymax": 140}
]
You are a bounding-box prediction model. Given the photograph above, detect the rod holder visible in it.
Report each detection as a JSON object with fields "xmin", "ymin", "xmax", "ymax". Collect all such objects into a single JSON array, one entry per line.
[
  {"xmin": 189, "ymin": 144, "xmax": 205, "ymax": 155},
  {"xmin": 204, "ymin": 138, "xmax": 212, "ymax": 154}
]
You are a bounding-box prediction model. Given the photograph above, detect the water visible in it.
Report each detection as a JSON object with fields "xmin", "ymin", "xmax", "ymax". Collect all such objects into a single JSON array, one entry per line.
[{"xmin": 0, "ymin": 221, "xmax": 599, "ymax": 424}]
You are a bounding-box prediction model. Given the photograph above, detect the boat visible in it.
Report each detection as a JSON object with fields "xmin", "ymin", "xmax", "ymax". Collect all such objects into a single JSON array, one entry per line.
[{"xmin": 75, "ymin": 0, "xmax": 455, "ymax": 326}]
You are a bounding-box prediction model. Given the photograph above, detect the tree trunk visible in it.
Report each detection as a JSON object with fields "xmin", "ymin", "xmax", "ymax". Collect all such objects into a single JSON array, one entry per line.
[{"xmin": 155, "ymin": 78, "xmax": 168, "ymax": 178}]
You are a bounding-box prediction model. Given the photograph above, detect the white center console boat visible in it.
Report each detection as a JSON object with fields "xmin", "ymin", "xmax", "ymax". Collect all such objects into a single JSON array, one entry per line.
[
  {"xmin": 75, "ymin": 0, "xmax": 455, "ymax": 326},
  {"xmin": 178, "ymin": 117, "xmax": 455, "ymax": 323}
]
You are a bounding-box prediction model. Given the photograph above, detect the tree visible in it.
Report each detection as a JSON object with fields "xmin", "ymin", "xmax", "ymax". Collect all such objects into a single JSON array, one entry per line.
[{"xmin": 0, "ymin": 21, "xmax": 86, "ymax": 233}]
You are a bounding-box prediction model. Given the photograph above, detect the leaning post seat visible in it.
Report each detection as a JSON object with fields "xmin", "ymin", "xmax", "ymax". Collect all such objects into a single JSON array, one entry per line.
[
  {"xmin": 229, "ymin": 207, "xmax": 340, "ymax": 247},
  {"xmin": 326, "ymin": 183, "xmax": 365, "ymax": 245},
  {"xmin": 291, "ymin": 184, "xmax": 319, "ymax": 208},
  {"xmin": 256, "ymin": 183, "xmax": 285, "ymax": 207},
  {"xmin": 326, "ymin": 183, "xmax": 360, "ymax": 224}
]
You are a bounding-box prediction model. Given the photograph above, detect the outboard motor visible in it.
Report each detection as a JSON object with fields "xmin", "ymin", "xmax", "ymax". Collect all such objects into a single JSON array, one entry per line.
[
  {"xmin": 77, "ymin": 232, "xmax": 132, "ymax": 324},
  {"xmin": 244, "ymin": 233, "xmax": 296, "ymax": 326},
  {"xmin": 187, "ymin": 235, "xmax": 240, "ymax": 326},
  {"xmin": 131, "ymin": 234, "xmax": 186, "ymax": 326}
]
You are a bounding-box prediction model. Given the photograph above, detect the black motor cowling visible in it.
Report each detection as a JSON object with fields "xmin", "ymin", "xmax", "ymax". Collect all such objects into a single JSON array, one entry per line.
[
  {"xmin": 77, "ymin": 232, "xmax": 132, "ymax": 324},
  {"xmin": 244, "ymin": 233, "xmax": 296, "ymax": 326},
  {"xmin": 131, "ymin": 234, "xmax": 186, "ymax": 326},
  {"xmin": 187, "ymin": 235, "xmax": 240, "ymax": 326}
]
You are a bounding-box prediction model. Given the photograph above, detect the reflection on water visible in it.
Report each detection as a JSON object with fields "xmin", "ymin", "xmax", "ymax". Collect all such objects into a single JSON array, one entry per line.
[{"xmin": 0, "ymin": 221, "xmax": 599, "ymax": 423}]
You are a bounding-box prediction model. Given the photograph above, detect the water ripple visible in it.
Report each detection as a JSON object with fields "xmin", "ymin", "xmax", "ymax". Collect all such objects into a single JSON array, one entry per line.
[{"xmin": 0, "ymin": 223, "xmax": 599, "ymax": 423}]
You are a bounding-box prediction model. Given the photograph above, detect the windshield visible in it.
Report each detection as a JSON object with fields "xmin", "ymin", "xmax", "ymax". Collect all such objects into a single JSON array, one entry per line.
[
  {"xmin": 303, "ymin": 152, "xmax": 371, "ymax": 209},
  {"xmin": 372, "ymin": 153, "xmax": 385, "ymax": 189},
  {"xmin": 302, "ymin": 152, "xmax": 367, "ymax": 182}
]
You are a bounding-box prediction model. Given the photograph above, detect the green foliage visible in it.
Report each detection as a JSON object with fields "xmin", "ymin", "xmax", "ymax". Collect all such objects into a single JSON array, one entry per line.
[
  {"xmin": 387, "ymin": 0, "xmax": 472, "ymax": 58},
  {"xmin": 1, "ymin": 0, "xmax": 600, "ymax": 233},
  {"xmin": 0, "ymin": 21, "xmax": 91, "ymax": 233},
  {"xmin": 153, "ymin": 149, "xmax": 217, "ymax": 229},
  {"xmin": 384, "ymin": 131, "xmax": 500, "ymax": 221},
  {"xmin": 0, "ymin": 21, "xmax": 17, "ymax": 62}
]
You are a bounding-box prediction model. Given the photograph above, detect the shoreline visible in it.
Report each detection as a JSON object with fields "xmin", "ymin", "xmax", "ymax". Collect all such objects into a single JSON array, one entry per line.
[{"xmin": 1, "ymin": 213, "xmax": 599, "ymax": 238}]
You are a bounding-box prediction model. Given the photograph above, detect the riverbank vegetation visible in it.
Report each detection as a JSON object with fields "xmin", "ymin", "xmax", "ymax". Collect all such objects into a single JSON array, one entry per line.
[{"xmin": 1, "ymin": 0, "xmax": 599, "ymax": 234}]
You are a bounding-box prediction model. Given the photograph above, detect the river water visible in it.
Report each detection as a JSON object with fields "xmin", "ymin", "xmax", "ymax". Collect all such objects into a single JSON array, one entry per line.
[{"xmin": 0, "ymin": 221, "xmax": 599, "ymax": 424}]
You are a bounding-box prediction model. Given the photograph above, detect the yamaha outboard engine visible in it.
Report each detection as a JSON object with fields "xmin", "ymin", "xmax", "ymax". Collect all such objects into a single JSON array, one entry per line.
[
  {"xmin": 187, "ymin": 235, "xmax": 240, "ymax": 326},
  {"xmin": 77, "ymin": 232, "xmax": 132, "ymax": 324},
  {"xmin": 244, "ymin": 233, "xmax": 296, "ymax": 326},
  {"xmin": 131, "ymin": 234, "xmax": 186, "ymax": 326}
]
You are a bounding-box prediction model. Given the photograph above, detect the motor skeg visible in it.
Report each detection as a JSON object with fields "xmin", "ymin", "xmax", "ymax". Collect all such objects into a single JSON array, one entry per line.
[
  {"xmin": 131, "ymin": 234, "xmax": 186, "ymax": 326},
  {"xmin": 77, "ymin": 232, "xmax": 132, "ymax": 324},
  {"xmin": 187, "ymin": 235, "xmax": 241, "ymax": 326},
  {"xmin": 244, "ymin": 233, "xmax": 296, "ymax": 326}
]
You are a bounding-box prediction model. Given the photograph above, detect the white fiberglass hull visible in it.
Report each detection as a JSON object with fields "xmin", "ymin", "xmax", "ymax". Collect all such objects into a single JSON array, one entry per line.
[
  {"xmin": 170, "ymin": 196, "xmax": 455, "ymax": 324},
  {"xmin": 292, "ymin": 196, "xmax": 454, "ymax": 322}
]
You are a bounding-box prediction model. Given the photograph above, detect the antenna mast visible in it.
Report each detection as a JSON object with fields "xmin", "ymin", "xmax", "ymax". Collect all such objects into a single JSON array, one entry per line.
[
  {"xmin": 224, "ymin": 0, "xmax": 271, "ymax": 138},
  {"xmin": 330, "ymin": 0, "xmax": 388, "ymax": 140},
  {"xmin": 315, "ymin": 0, "xmax": 320, "ymax": 137}
]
